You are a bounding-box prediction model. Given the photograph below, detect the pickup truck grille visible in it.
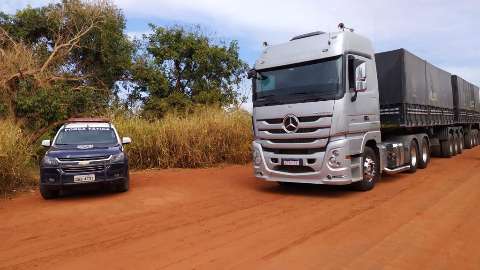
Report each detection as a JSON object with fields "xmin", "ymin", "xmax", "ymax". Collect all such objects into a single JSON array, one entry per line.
[
  {"xmin": 62, "ymin": 165, "xmax": 105, "ymax": 173},
  {"xmin": 58, "ymin": 155, "xmax": 110, "ymax": 162}
]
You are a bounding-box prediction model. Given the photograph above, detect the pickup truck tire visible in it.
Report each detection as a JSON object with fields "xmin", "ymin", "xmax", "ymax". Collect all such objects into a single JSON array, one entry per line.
[
  {"xmin": 418, "ymin": 137, "xmax": 430, "ymax": 169},
  {"xmin": 40, "ymin": 186, "xmax": 59, "ymax": 200},
  {"xmin": 353, "ymin": 146, "xmax": 379, "ymax": 192},
  {"xmin": 117, "ymin": 176, "xmax": 130, "ymax": 193},
  {"xmin": 407, "ymin": 139, "xmax": 419, "ymax": 173}
]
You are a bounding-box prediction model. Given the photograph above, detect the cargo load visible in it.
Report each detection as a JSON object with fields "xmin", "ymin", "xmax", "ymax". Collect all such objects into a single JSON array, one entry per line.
[
  {"xmin": 451, "ymin": 75, "xmax": 477, "ymax": 123},
  {"xmin": 376, "ymin": 49, "xmax": 454, "ymax": 129}
]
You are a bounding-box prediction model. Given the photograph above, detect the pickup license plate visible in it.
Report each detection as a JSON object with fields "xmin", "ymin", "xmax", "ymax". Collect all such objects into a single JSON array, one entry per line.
[
  {"xmin": 282, "ymin": 159, "xmax": 302, "ymax": 166},
  {"xmin": 73, "ymin": 174, "xmax": 96, "ymax": 183}
]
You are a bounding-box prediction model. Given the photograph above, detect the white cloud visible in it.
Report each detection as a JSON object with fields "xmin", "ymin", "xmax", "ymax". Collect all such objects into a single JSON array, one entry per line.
[{"xmin": 0, "ymin": 0, "xmax": 53, "ymax": 14}]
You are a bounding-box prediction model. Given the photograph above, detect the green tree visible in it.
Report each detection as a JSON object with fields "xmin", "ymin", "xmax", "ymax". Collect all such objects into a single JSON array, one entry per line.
[
  {"xmin": 130, "ymin": 24, "xmax": 249, "ymax": 117},
  {"xmin": 0, "ymin": 0, "xmax": 133, "ymax": 133}
]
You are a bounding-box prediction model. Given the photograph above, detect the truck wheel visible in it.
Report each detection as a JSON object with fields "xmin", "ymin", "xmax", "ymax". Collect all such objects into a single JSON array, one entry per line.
[
  {"xmin": 418, "ymin": 137, "xmax": 430, "ymax": 169},
  {"xmin": 440, "ymin": 138, "xmax": 452, "ymax": 158},
  {"xmin": 474, "ymin": 132, "xmax": 479, "ymax": 147},
  {"xmin": 407, "ymin": 140, "xmax": 419, "ymax": 173},
  {"xmin": 40, "ymin": 185, "xmax": 59, "ymax": 200},
  {"xmin": 457, "ymin": 134, "xmax": 464, "ymax": 154},
  {"xmin": 452, "ymin": 135, "xmax": 459, "ymax": 156},
  {"xmin": 353, "ymin": 146, "xmax": 379, "ymax": 192},
  {"xmin": 464, "ymin": 133, "xmax": 473, "ymax": 149}
]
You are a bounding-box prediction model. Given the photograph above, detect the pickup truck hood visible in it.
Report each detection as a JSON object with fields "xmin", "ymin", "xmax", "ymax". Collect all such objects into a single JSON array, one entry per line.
[{"xmin": 46, "ymin": 145, "xmax": 122, "ymax": 159}]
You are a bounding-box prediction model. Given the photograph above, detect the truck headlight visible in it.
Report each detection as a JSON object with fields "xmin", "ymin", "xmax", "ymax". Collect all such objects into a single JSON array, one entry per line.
[
  {"xmin": 42, "ymin": 156, "xmax": 58, "ymax": 167},
  {"xmin": 253, "ymin": 149, "xmax": 262, "ymax": 166},
  {"xmin": 111, "ymin": 152, "xmax": 126, "ymax": 163},
  {"xmin": 328, "ymin": 149, "xmax": 343, "ymax": 168}
]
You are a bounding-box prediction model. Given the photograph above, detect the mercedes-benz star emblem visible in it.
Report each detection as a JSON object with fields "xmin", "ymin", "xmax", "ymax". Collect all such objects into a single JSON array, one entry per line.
[{"xmin": 282, "ymin": 114, "xmax": 300, "ymax": 133}]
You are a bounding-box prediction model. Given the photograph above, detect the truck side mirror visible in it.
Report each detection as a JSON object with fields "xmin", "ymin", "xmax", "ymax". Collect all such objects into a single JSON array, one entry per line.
[
  {"xmin": 41, "ymin": 139, "xmax": 51, "ymax": 147},
  {"xmin": 247, "ymin": 69, "xmax": 257, "ymax": 79}
]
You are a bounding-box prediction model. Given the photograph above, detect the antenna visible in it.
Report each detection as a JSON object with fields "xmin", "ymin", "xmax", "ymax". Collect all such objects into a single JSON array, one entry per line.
[{"xmin": 338, "ymin": 22, "xmax": 354, "ymax": 32}]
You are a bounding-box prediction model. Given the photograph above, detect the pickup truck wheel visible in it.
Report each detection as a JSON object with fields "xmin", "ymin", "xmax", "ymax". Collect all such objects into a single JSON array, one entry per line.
[
  {"xmin": 40, "ymin": 186, "xmax": 59, "ymax": 200},
  {"xmin": 407, "ymin": 140, "xmax": 419, "ymax": 173},
  {"xmin": 464, "ymin": 133, "xmax": 473, "ymax": 149},
  {"xmin": 418, "ymin": 137, "xmax": 430, "ymax": 169},
  {"xmin": 116, "ymin": 176, "xmax": 130, "ymax": 193},
  {"xmin": 353, "ymin": 146, "xmax": 379, "ymax": 192}
]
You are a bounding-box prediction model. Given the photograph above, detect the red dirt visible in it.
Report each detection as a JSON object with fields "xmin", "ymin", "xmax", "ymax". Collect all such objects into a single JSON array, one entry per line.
[{"xmin": 1, "ymin": 148, "xmax": 480, "ymax": 270}]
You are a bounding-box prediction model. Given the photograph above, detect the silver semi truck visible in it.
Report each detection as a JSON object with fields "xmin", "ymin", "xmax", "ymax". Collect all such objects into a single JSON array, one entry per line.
[{"xmin": 249, "ymin": 27, "xmax": 480, "ymax": 191}]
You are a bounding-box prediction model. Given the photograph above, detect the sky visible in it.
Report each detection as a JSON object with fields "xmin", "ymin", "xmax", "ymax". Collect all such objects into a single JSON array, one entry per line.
[{"xmin": 2, "ymin": 0, "xmax": 480, "ymax": 109}]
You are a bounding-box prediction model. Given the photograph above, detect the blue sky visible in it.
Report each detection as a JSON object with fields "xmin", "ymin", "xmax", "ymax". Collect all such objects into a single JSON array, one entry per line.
[{"xmin": 2, "ymin": 0, "xmax": 480, "ymax": 105}]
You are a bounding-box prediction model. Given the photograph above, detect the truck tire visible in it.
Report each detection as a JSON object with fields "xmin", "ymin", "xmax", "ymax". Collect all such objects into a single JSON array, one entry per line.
[
  {"xmin": 418, "ymin": 137, "xmax": 430, "ymax": 169},
  {"xmin": 464, "ymin": 133, "xmax": 473, "ymax": 149},
  {"xmin": 440, "ymin": 135, "xmax": 454, "ymax": 158},
  {"xmin": 457, "ymin": 134, "xmax": 464, "ymax": 154},
  {"xmin": 474, "ymin": 132, "xmax": 479, "ymax": 147},
  {"xmin": 407, "ymin": 139, "xmax": 419, "ymax": 173},
  {"xmin": 353, "ymin": 146, "xmax": 379, "ymax": 192},
  {"xmin": 40, "ymin": 185, "xmax": 59, "ymax": 200},
  {"xmin": 452, "ymin": 134, "xmax": 459, "ymax": 156}
]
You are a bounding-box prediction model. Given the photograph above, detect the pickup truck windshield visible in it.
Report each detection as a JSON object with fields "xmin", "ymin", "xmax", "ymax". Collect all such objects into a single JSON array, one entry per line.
[
  {"xmin": 254, "ymin": 56, "xmax": 343, "ymax": 106},
  {"xmin": 55, "ymin": 127, "xmax": 118, "ymax": 146}
]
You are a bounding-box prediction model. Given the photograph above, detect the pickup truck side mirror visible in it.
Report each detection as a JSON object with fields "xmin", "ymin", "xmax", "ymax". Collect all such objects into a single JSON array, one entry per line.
[
  {"xmin": 247, "ymin": 69, "xmax": 257, "ymax": 79},
  {"xmin": 122, "ymin": 137, "xmax": 132, "ymax": 145},
  {"xmin": 41, "ymin": 139, "xmax": 51, "ymax": 147}
]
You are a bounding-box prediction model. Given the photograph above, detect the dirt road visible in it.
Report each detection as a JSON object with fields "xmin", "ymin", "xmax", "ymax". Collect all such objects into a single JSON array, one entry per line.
[{"xmin": 1, "ymin": 148, "xmax": 480, "ymax": 270}]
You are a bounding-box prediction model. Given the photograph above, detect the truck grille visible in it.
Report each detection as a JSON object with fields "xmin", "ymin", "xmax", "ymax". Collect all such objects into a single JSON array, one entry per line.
[
  {"xmin": 256, "ymin": 114, "xmax": 332, "ymax": 149},
  {"xmin": 62, "ymin": 165, "xmax": 105, "ymax": 173}
]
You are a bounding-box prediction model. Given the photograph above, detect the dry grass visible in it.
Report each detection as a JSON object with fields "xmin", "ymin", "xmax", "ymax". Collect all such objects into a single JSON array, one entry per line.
[
  {"xmin": 0, "ymin": 120, "xmax": 35, "ymax": 196},
  {"xmin": 114, "ymin": 107, "xmax": 253, "ymax": 169}
]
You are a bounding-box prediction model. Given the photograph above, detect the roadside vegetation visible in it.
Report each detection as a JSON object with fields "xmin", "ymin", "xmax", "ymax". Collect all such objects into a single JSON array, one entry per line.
[
  {"xmin": 0, "ymin": 0, "xmax": 252, "ymax": 195},
  {"xmin": 0, "ymin": 120, "xmax": 35, "ymax": 196},
  {"xmin": 114, "ymin": 107, "xmax": 252, "ymax": 169}
]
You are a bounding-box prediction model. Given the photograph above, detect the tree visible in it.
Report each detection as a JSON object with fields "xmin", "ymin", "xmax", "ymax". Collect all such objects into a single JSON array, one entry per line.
[
  {"xmin": 0, "ymin": 0, "xmax": 133, "ymax": 132},
  {"xmin": 130, "ymin": 24, "xmax": 249, "ymax": 117}
]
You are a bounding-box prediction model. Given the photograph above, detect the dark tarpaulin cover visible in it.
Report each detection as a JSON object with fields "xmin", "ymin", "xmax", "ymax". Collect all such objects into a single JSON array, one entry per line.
[
  {"xmin": 451, "ymin": 75, "xmax": 475, "ymax": 111},
  {"xmin": 475, "ymin": 85, "xmax": 480, "ymax": 113},
  {"xmin": 375, "ymin": 48, "xmax": 453, "ymax": 109}
]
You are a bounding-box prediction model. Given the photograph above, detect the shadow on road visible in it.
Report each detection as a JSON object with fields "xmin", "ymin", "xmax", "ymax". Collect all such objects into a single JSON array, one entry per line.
[
  {"xmin": 52, "ymin": 186, "xmax": 125, "ymax": 201},
  {"xmin": 255, "ymin": 182, "xmax": 355, "ymax": 198}
]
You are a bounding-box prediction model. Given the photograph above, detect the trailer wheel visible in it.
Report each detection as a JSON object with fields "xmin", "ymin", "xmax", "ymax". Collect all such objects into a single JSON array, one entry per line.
[
  {"xmin": 474, "ymin": 132, "xmax": 479, "ymax": 147},
  {"xmin": 464, "ymin": 133, "xmax": 473, "ymax": 149},
  {"xmin": 407, "ymin": 140, "xmax": 419, "ymax": 173},
  {"xmin": 353, "ymin": 146, "xmax": 379, "ymax": 192},
  {"xmin": 452, "ymin": 134, "xmax": 459, "ymax": 156},
  {"xmin": 457, "ymin": 134, "xmax": 464, "ymax": 154},
  {"xmin": 418, "ymin": 137, "xmax": 430, "ymax": 169},
  {"xmin": 441, "ymin": 135, "xmax": 453, "ymax": 158}
]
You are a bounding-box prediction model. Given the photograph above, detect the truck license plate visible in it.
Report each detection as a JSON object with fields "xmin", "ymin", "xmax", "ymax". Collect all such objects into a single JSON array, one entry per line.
[
  {"xmin": 282, "ymin": 159, "xmax": 302, "ymax": 166},
  {"xmin": 73, "ymin": 174, "xmax": 96, "ymax": 183}
]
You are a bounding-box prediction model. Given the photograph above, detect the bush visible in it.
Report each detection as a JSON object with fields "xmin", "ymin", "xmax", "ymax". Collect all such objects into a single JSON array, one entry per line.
[
  {"xmin": 114, "ymin": 107, "xmax": 252, "ymax": 169},
  {"xmin": 0, "ymin": 120, "xmax": 35, "ymax": 195}
]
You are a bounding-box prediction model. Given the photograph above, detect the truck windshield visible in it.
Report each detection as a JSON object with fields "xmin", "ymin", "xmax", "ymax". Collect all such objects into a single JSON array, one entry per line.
[
  {"xmin": 254, "ymin": 56, "xmax": 343, "ymax": 106},
  {"xmin": 54, "ymin": 127, "xmax": 118, "ymax": 146}
]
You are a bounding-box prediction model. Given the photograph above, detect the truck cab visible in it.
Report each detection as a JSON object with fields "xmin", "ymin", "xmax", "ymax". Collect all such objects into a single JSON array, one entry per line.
[
  {"xmin": 39, "ymin": 118, "xmax": 132, "ymax": 199},
  {"xmin": 250, "ymin": 30, "xmax": 382, "ymax": 190}
]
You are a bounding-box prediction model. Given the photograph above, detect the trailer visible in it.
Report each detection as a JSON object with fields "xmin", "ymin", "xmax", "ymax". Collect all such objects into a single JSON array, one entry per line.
[{"xmin": 249, "ymin": 26, "xmax": 480, "ymax": 191}]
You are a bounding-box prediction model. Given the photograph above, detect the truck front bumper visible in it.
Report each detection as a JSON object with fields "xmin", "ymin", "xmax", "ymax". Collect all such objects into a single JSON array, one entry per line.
[{"xmin": 252, "ymin": 140, "xmax": 362, "ymax": 185}]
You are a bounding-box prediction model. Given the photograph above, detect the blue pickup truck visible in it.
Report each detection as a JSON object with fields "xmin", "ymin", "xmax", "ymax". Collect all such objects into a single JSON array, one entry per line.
[{"xmin": 39, "ymin": 118, "xmax": 132, "ymax": 199}]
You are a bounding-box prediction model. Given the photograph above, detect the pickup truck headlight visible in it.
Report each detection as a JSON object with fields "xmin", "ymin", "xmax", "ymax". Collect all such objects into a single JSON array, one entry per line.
[
  {"xmin": 328, "ymin": 149, "xmax": 343, "ymax": 168},
  {"xmin": 111, "ymin": 152, "xmax": 126, "ymax": 163},
  {"xmin": 42, "ymin": 156, "xmax": 58, "ymax": 167}
]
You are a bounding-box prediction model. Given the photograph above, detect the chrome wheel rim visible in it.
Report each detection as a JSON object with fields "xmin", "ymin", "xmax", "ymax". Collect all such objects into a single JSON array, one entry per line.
[
  {"xmin": 422, "ymin": 143, "xmax": 428, "ymax": 162},
  {"xmin": 363, "ymin": 157, "xmax": 376, "ymax": 182},
  {"xmin": 450, "ymin": 140, "xmax": 454, "ymax": 154},
  {"xmin": 411, "ymin": 145, "xmax": 417, "ymax": 167}
]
